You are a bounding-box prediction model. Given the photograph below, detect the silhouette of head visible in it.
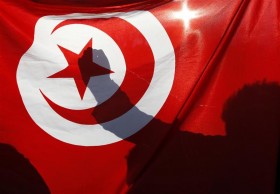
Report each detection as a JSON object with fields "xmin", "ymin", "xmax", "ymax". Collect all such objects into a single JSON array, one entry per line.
[{"xmin": 222, "ymin": 81, "xmax": 280, "ymax": 146}]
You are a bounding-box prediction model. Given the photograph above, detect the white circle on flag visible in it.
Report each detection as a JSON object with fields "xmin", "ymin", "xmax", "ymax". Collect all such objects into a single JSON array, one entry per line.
[{"xmin": 17, "ymin": 11, "xmax": 175, "ymax": 146}]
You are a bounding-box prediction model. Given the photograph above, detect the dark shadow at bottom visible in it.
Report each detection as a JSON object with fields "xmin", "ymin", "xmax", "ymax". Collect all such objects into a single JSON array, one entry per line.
[{"xmin": 0, "ymin": 143, "xmax": 50, "ymax": 194}]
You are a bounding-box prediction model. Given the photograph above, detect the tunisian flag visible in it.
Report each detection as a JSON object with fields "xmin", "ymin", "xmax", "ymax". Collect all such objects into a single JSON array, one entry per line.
[{"xmin": 0, "ymin": 0, "xmax": 279, "ymax": 193}]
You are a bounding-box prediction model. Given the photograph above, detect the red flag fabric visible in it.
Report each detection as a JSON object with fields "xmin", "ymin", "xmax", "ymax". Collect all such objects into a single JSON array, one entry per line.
[{"xmin": 0, "ymin": 0, "xmax": 279, "ymax": 193}]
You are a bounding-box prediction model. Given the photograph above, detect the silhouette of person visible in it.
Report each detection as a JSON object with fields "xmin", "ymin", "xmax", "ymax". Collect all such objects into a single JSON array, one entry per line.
[
  {"xmin": 220, "ymin": 81, "xmax": 280, "ymax": 194},
  {"xmin": 0, "ymin": 143, "xmax": 50, "ymax": 194},
  {"xmin": 79, "ymin": 48, "xmax": 280, "ymax": 193},
  {"xmin": 81, "ymin": 48, "xmax": 225, "ymax": 193}
]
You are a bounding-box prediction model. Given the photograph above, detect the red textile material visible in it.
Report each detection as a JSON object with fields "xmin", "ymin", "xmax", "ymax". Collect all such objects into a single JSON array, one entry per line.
[{"xmin": 0, "ymin": 0, "xmax": 279, "ymax": 193}]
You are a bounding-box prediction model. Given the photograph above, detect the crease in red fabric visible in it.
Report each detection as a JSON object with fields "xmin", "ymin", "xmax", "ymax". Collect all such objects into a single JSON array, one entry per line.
[{"xmin": 175, "ymin": 0, "xmax": 250, "ymax": 125}]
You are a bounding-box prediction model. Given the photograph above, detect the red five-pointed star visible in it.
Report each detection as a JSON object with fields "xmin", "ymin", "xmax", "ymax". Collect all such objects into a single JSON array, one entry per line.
[{"xmin": 48, "ymin": 39, "xmax": 114, "ymax": 99}]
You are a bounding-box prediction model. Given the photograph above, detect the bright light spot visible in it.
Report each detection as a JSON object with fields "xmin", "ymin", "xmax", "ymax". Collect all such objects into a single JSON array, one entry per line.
[{"xmin": 173, "ymin": 3, "xmax": 201, "ymax": 29}]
